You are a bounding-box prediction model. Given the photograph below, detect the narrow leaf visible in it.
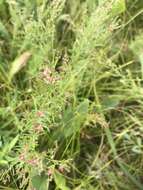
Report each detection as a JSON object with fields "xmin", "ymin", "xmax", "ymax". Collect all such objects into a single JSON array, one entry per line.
[
  {"xmin": 112, "ymin": 0, "xmax": 126, "ymax": 15},
  {"xmin": 54, "ymin": 170, "xmax": 70, "ymax": 190},
  {"xmin": 0, "ymin": 21, "xmax": 9, "ymax": 39},
  {"xmin": 1, "ymin": 135, "xmax": 19, "ymax": 159}
]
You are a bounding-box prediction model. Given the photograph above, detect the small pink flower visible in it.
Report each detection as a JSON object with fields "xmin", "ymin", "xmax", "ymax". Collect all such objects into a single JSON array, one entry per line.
[
  {"xmin": 33, "ymin": 124, "xmax": 44, "ymax": 133},
  {"xmin": 19, "ymin": 153, "xmax": 25, "ymax": 161},
  {"xmin": 108, "ymin": 25, "xmax": 114, "ymax": 32},
  {"xmin": 43, "ymin": 67, "xmax": 52, "ymax": 77},
  {"xmin": 36, "ymin": 111, "xmax": 45, "ymax": 117},
  {"xmin": 27, "ymin": 158, "xmax": 39, "ymax": 166},
  {"xmin": 58, "ymin": 165, "xmax": 64, "ymax": 173},
  {"xmin": 47, "ymin": 168, "xmax": 53, "ymax": 176},
  {"xmin": 45, "ymin": 75, "xmax": 55, "ymax": 84},
  {"xmin": 41, "ymin": 67, "xmax": 60, "ymax": 85}
]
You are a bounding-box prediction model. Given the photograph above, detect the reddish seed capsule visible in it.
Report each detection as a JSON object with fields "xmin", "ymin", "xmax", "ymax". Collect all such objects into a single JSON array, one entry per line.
[
  {"xmin": 19, "ymin": 153, "xmax": 25, "ymax": 161},
  {"xmin": 47, "ymin": 168, "xmax": 53, "ymax": 176},
  {"xmin": 33, "ymin": 124, "xmax": 44, "ymax": 133},
  {"xmin": 45, "ymin": 75, "xmax": 54, "ymax": 83},
  {"xmin": 58, "ymin": 165, "xmax": 64, "ymax": 173},
  {"xmin": 42, "ymin": 67, "xmax": 52, "ymax": 77},
  {"xmin": 27, "ymin": 158, "xmax": 39, "ymax": 166},
  {"xmin": 36, "ymin": 111, "xmax": 45, "ymax": 117}
]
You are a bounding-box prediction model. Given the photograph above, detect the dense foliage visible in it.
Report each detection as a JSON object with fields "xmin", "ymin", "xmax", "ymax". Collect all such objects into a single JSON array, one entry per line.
[{"xmin": 0, "ymin": 0, "xmax": 143, "ymax": 189}]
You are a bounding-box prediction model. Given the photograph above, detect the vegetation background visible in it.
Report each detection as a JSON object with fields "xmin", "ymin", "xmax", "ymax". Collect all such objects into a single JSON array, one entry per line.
[{"xmin": 0, "ymin": 0, "xmax": 143, "ymax": 189}]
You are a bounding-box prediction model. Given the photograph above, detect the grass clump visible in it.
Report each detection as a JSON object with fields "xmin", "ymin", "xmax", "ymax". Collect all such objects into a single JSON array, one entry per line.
[{"xmin": 0, "ymin": 0, "xmax": 143, "ymax": 189}]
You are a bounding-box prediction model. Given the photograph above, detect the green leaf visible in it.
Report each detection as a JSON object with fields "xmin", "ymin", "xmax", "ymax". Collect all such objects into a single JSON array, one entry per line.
[
  {"xmin": 32, "ymin": 175, "xmax": 49, "ymax": 190},
  {"xmin": 0, "ymin": 135, "xmax": 19, "ymax": 159},
  {"xmin": 102, "ymin": 96, "xmax": 120, "ymax": 110},
  {"xmin": 130, "ymin": 33, "xmax": 143, "ymax": 78},
  {"xmin": 6, "ymin": 135, "xmax": 19, "ymax": 153},
  {"xmin": 130, "ymin": 33, "xmax": 143, "ymax": 57},
  {"xmin": 112, "ymin": 0, "xmax": 126, "ymax": 15},
  {"xmin": 105, "ymin": 127, "xmax": 143, "ymax": 189},
  {"xmin": 0, "ymin": 160, "xmax": 8, "ymax": 166},
  {"xmin": 62, "ymin": 99, "xmax": 89, "ymax": 137},
  {"xmin": 0, "ymin": 0, "xmax": 8, "ymax": 19},
  {"xmin": 104, "ymin": 127, "xmax": 117, "ymax": 157},
  {"xmin": 62, "ymin": 107, "xmax": 74, "ymax": 125},
  {"xmin": 76, "ymin": 99, "xmax": 89, "ymax": 115},
  {"xmin": 54, "ymin": 170, "xmax": 70, "ymax": 190},
  {"xmin": 0, "ymin": 21, "xmax": 9, "ymax": 39}
]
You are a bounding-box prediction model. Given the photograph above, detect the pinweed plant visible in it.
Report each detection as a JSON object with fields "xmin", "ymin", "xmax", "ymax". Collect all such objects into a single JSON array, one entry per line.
[{"xmin": 0, "ymin": 0, "xmax": 143, "ymax": 189}]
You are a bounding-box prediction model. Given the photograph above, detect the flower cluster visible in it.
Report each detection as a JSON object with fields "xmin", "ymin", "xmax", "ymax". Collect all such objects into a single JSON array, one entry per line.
[
  {"xmin": 32, "ymin": 111, "xmax": 45, "ymax": 134},
  {"xmin": 41, "ymin": 67, "xmax": 60, "ymax": 84},
  {"xmin": 19, "ymin": 150, "xmax": 41, "ymax": 167}
]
